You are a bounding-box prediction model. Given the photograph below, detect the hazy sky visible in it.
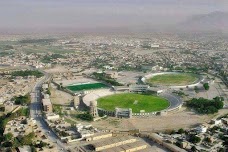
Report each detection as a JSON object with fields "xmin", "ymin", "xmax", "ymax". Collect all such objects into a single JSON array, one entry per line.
[{"xmin": 0, "ymin": 0, "xmax": 227, "ymax": 33}]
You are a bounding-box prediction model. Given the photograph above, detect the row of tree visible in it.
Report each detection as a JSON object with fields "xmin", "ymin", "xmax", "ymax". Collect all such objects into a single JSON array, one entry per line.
[
  {"xmin": 11, "ymin": 70, "xmax": 44, "ymax": 78},
  {"xmin": 76, "ymin": 112, "xmax": 93, "ymax": 121},
  {"xmin": 92, "ymin": 72, "xmax": 123, "ymax": 86},
  {"xmin": 187, "ymin": 97, "xmax": 224, "ymax": 114},
  {"xmin": 13, "ymin": 94, "xmax": 30, "ymax": 105}
]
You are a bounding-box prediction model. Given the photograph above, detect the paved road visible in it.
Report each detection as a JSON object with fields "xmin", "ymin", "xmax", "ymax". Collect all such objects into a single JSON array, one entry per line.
[
  {"xmin": 30, "ymin": 71, "xmax": 68, "ymax": 152},
  {"xmin": 159, "ymin": 92, "xmax": 182, "ymax": 110}
]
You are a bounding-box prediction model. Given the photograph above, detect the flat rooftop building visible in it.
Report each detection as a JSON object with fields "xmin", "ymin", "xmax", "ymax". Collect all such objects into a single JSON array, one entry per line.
[
  {"xmin": 42, "ymin": 98, "xmax": 52, "ymax": 113},
  {"xmin": 86, "ymin": 132, "xmax": 113, "ymax": 141},
  {"xmin": 92, "ymin": 136, "xmax": 137, "ymax": 151},
  {"xmin": 99, "ymin": 141, "xmax": 147, "ymax": 152}
]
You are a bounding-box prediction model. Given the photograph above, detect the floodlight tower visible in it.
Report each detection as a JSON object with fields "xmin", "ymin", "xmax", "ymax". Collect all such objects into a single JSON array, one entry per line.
[{"xmin": 90, "ymin": 100, "xmax": 98, "ymax": 117}]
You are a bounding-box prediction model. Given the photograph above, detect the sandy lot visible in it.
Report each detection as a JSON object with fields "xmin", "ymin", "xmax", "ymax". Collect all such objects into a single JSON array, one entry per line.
[
  {"xmin": 196, "ymin": 83, "xmax": 220, "ymax": 99},
  {"xmin": 92, "ymin": 108, "xmax": 228, "ymax": 132},
  {"xmin": 117, "ymin": 71, "xmax": 145, "ymax": 84},
  {"xmin": 55, "ymin": 77, "xmax": 97, "ymax": 86},
  {"xmin": 44, "ymin": 65, "xmax": 69, "ymax": 73},
  {"xmin": 0, "ymin": 79, "xmax": 9, "ymax": 85},
  {"xmin": 50, "ymin": 86, "xmax": 73, "ymax": 105}
]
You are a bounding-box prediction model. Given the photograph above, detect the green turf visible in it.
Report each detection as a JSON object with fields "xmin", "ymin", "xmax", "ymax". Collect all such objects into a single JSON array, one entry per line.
[
  {"xmin": 97, "ymin": 93, "xmax": 169, "ymax": 113},
  {"xmin": 66, "ymin": 83, "xmax": 107, "ymax": 92},
  {"xmin": 147, "ymin": 73, "xmax": 198, "ymax": 86}
]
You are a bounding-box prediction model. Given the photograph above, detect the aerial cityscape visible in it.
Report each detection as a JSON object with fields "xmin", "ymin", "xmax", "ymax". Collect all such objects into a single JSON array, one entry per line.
[{"xmin": 0, "ymin": 0, "xmax": 228, "ymax": 152}]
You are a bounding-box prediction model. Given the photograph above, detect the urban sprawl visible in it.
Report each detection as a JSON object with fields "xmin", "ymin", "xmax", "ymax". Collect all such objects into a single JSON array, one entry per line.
[{"xmin": 0, "ymin": 33, "xmax": 228, "ymax": 152}]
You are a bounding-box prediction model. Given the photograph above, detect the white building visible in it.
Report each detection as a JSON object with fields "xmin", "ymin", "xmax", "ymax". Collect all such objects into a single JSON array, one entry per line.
[
  {"xmin": 46, "ymin": 113, "xmax": 60, "ymax": 121},
  {"xmin": 129, "ymin": 84, "xmax": 149, "ymax": 92},
  {"xmin": 196, "ymin": 125, "xmax": 208, "ymax": 133}
]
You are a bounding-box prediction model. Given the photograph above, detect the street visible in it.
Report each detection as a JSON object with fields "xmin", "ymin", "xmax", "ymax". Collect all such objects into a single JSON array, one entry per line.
[{"xmin": 30, "ymin": 71, "xmax": 68, "ymax": 152}]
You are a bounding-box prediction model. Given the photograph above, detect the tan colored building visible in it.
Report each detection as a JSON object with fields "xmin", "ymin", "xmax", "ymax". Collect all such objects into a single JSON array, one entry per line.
[
  {"xmin": 99, "ymin": 141, "xmax": 147, "ymax": 152},
  {"xmin": 86, "ymin": 132, "xmax": 113, "ymax": 141},
  {"xmin": 92, "ymin": 136, "xmax": 137, "ymax": 151},
  {"xmin": 42, "ymin": 98, "xmax": 52, "ymax": 112}
]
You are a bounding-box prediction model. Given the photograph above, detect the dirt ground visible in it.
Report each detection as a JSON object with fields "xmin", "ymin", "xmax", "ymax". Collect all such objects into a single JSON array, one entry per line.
[
  {"xmin": 50, "ymin": 86, "xmax": 73, "ymax": 105},
  {"xmin": 0, "ymin": 79, "xmax": 9, "ymax": 85},
  {"xmin": 92, "ymin": 108, "xmax": 228, "ymax": 132},
  {"xmin": 55, "ymin": 77, "xmax": 97, "ymax": 86},
  {"xmin": 44, "ymin": 65, "xmax": 69, "ymax": 73}
]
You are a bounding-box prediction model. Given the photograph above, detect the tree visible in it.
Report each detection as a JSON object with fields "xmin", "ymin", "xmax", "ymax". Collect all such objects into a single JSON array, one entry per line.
[
  {"xmin": 178, "ymin": 128, "xmax": 185, "ymax": 134},
  {"xmin": 98, "ymin": 111, "xmax": 104, "ymax": 117},
  {"xmin": 2, "ymin": 141, "xmax": 13, "ymax": 147},
  {"xmin": 13, "ymin": 94, "xmax": 30, "ymax": 105},
  {"xmin": 218, "ymin": 148, "xmax": 225, "ymax": 152},
  {"xmin": 46, "ymin": 89, "xmax": 51, "ymax": 95},
  {"xmin": 58, "ymin": 131, "xmax": 69, "ymax": 137},
  {"xmin": 5, "ymin": 148, "xmax": 13, "ymax": 152},
  {"xmin": 206, "ymin": 106, "xmax": 218, "ymax": 114},
  {"xmin": 203, "ymin": 83, "xmax": 210, "ymax": 90},
  {"xmin": 191, "ymin": 146, "xmax": 197, "ymax": 152},
  {"xmin": 31, "ymin": 146, "xmax": 37, "ymax": 152},
  {"xmin": 186, "ymin": 97, "xmax": 223, "ymax": 114},
  {"xmin": 189, "ymin": 135, "xmax": 201, "ymax": 143},
  {"xmin": 11, "ymin": 70, "xmax": 43, "ymax": 78},
  {"xmin": 0, "ymin": 106, "xmax": 5, "ymax": 112},
  {"xmin": 194, "ymin": 86, "xmax": 199, "ymax": 93},
  {"xmin": 20, "ymin": 132, "xmax": 35, "ymax": 145},
  {"xmin": 76, "ymin": 112, "xmax": 93, "ymax": 121},
  {"xmin": 4, "ymin": 133, "xmax": 13, "ymax": 141},
  {"xmin": 21, "ymin": 119, "xmax": 27, "ymax": 124}
]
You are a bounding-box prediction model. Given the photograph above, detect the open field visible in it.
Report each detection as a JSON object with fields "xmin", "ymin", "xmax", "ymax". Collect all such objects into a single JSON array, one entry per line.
[
  {"xmin": 92, "ymin": 108, "xmax": 228, "ymax": 132},
  {"xmin": 147, "ymin": 73, "xmax": 198, "ymax": 86},
  {"xmin": 18, "ymin": 45, "xmax": 76, "ymax": 54},
  {"xmin": 50, "ymin": 85, "xmax": 73, "ymax": 105},
  {"xmin": 54, "ymin": 76, "xmax": 97, "ymax": 86},
  {"xmin": 97, "ymin": 93, "xmax": 169, "ymax": 113},
  {"xmin": 66, "ymin": 82, "xmax": 107, "ymax": 92}
]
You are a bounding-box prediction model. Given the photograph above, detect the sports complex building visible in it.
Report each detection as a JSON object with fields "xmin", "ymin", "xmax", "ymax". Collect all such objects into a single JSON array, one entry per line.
[
  {"xmin": 57, "ymin": 72, "xmax": 205, "ymax": 118},
  {"xmin": 82, "ymin": 86, "xmax": 183, "ymax": 118}
]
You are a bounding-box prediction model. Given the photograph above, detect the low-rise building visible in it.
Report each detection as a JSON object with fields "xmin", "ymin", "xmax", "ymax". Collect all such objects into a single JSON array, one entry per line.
[
  {"xmin": 86, "ymin": 132, "xmax": 113, "ymax": 141},
  {"xmin": 45, "ymin": 113, "xmax": 60, "ymax": 121},
  {"xmin": 18, "ymin": 145, "xmax": 31, "ymax": 152},
  {"xmin": 42, "ymin": 98, "xmax": 52, "ymax": 113},
  {"xmin": 92, "ymin": 136, "xmax": 137, "ymax": 151}
]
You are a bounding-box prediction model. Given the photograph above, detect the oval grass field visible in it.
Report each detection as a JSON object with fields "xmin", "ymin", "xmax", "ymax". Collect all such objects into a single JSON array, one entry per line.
[
  {"xmin": 97, "ymin": 93, "xmax": 169, "ymax": 113},
  {"xmin": 147, "ymin": 73, "xmax": 198, "ymax": 86}
]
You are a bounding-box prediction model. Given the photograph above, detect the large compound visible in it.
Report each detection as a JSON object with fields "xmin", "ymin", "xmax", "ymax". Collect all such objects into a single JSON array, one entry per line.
[{"xmin": 55, "ymin": 72, "xmax": 206, "ymax": 118}]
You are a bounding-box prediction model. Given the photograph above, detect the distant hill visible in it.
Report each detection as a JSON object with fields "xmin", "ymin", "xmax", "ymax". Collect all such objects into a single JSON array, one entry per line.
[{"xmin": 175, "ymin": 11, "xmax": 228, "ymax": 33}]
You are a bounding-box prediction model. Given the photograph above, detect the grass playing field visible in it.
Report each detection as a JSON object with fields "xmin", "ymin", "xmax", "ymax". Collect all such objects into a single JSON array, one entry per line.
[
  {"xmin": 97, "ymin": 93, "xmax": 169, "ymax": 113},
  {"xmin": 66, "ymin": 83, "xmax": 107, "ymax": 92},
  {"xmin": 147, "ymin": 73, "xmax": 198, "ymax": 86}
]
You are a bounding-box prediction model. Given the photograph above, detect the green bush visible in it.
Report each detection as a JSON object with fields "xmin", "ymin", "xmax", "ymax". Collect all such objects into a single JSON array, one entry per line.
[
  {"xmin": 13, "ymin": 94, "xmax": 30, "ymax": 105},
  {"xmin": 187, "ymin": 97, "xmax": 224, "ymax": 114},
  {"xmin": 0, "ymin": 106, "xmax": 5, "ymax": 112},
  {"xmin": 189, "ymin": 134, "xmax": 201, "ymax": 143},
  {"xmin": 11, "ymin": 70, "xmax": 43, "ymax": 78},
  {"xmin": 76, "ymin": 113, "xmax": 93, "ymax": 121},
  {"xmin": 178, "ymin": 128, "xmax": 185, "ymax": 134},
  {"xmin": 203, "ymin": 83, "xmax": 210, "ymax": 90},
  {"xmin": 92, "ymin": 72, "xmax": 123, "ymax": 86},
  {"xmin": 19, "ymin": 132, "xmax": 35, "ymax": 145}
]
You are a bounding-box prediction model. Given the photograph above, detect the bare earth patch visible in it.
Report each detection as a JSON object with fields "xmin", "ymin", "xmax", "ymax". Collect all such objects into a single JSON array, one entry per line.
[
  {"xmin": 50, "ymin": 87, "xmax": 73, "ymax": 105},
  {"xmin": 44, "ymin": 65, "xmax": 69, "ymax": 73},
  {"xmin": 92, "ymin": 108, "xmax": 224, "ymax": 132}
]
